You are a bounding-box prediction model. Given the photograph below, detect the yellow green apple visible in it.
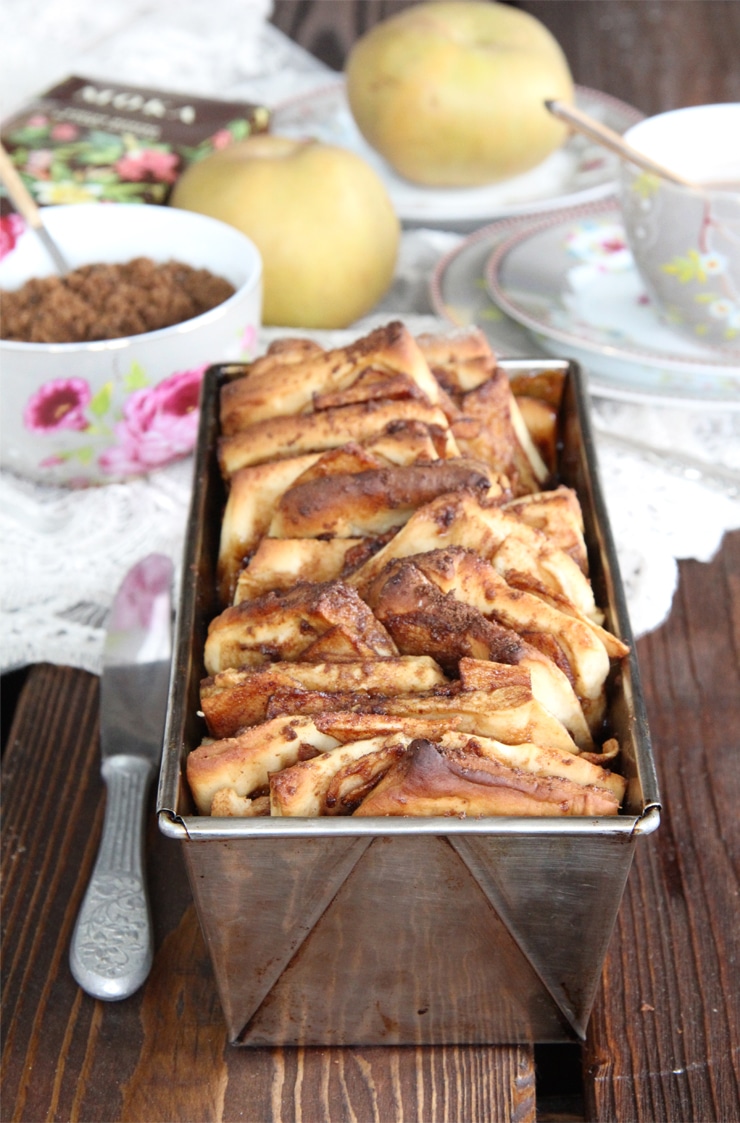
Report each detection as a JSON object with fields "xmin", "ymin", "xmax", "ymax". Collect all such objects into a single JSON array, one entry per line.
[
  {"xmin": 345, "ymin": 0, "xmax": 574, "ymax": 187},
  {"xmin": 170, "ymin": 135, "xmax": 400, "ymax": 329}
]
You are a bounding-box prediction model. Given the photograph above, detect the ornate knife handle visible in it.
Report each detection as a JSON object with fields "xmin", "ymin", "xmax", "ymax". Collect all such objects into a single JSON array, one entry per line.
[{"xmin": 69, "ymin": 755, "xmax": 155, "ymax": 1000}]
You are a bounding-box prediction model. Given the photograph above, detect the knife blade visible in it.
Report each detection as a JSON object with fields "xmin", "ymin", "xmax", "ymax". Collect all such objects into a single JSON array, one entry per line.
[{"xmin": 70, "ymin": 553, "xmax": 173, "ymax": 1001}]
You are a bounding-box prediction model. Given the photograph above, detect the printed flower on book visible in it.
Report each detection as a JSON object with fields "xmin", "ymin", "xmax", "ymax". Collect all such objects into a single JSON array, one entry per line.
[
  {"xmin": 115, "ymin": 148, "xmax": 180, "ymax": 184},
  {"xmin": 1, "ymin": 110, "xmax": 257, "ymax": 207}
]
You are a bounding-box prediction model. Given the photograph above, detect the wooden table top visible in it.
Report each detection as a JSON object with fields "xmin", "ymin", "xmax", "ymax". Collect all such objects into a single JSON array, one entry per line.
[
  {"xmin": 2, "ymin": 5, "xmax": 740, "ymax": 1121},
  {"xmin": 3, "ymin": 531, "xmax": 738, "ymax": 1121}
]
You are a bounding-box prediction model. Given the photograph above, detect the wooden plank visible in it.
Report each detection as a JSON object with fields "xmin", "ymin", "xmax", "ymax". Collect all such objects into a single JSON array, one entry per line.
[
  {"xmin": 584, "ymin": 531, "xmax": 740, "ymax": 1122},
  {"xmin": 0, "ymin": 664, "xmax": 536, "ymax": 1123},
  {"xmin": 270, "ymin": 0, "xmax": 414, "ymax": 70},
  {"xmin": 270, "ymin": 0, "xmax": 740, "ymax": 117},
  {"xmin": 518, "ymin": 1, "xmax": 740, "ymax": 116}
]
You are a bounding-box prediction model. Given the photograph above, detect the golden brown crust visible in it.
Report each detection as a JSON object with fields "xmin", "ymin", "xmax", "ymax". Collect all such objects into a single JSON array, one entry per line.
[
  {"xmin": 204, "ymin": 580, "xmax": 398, "ymax": 675},
  {"xmin": 220, "ymin": 321, "xmax": 441, "ymax": 433},
  {"xmin": 234, "ymin": 538, "xmax": 364, "ymax": 603},
  {"xmin": 269, "ymin": 458, "xmax": 503, "ymax": 539},
  {"xmin": 392, "ymin": 546, "xmax": 611, "ymax": 722},
  {"xmin": 270, "ymin": 733, "xmax": 410, "ymax": 817},
  {"xmin": 218, "ymin": 400, "xmax": 454, "ymax": 477},
  {"xmin": 186, "ymin": 715, "xmax": 341, "ymax": 814},
  {"xmin": 200, "ymin": 655, "xmax": 447, "ymax": 738},
  {"xmin": 363, "ymin": 554, "xmax": 595, "ymax": 748},
  {"xmin": 348, "ymin": 490, "xmax": 602, "ymax": 624},
  {"xmin": 503, "ymin": 487, "xmax": 588, "ymax": 574},
  {"xmin": 190, "ymin": 323, "xmax": 629, "ymax": 820},
  {"xmin": 264, "ymin": 686, "xmax": 577, "ymax": 755},
  {"xmin": 417, "ymin": 327, "xmax": 498, "ymax": 394},
  {"xmin": 417, "ymin": 328, "xmax": 548, "ymax": 494},
  {"xmin": 353, "ymin": 738, "xmax": 622, "ymax": 818},
  {"xmin": 217, "ymin": 453, "xmax": 321, "ymax": 604}
]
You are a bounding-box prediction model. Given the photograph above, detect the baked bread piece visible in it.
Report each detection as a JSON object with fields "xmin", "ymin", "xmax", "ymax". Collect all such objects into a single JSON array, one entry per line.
[
  {"xmin": 361, "ymin": 551, "xmax": 595, "ymax": 746},
  {"xmin": 187, "ymin": 714, "xmax": 341, "ymax": 815},
  {"xmin": 417, "ymin": 328, "xmax": 549, "ymax": 495},
  {"xmin": 204, "ymin": 580, "xmax": 398, "ymax": 675},
  {"xmin": 353, "ymin": 736, "xmax": 623, "ymax": 818},
  {"xmin": 270, "ymin": 732, "xmax": 413, "ymax": 817},
  {"xmin": 218, "ymin": 399, "xmax": 455, "ymax": 477},
  {"xmin": 210, "ymin": 790, "xmax": 270, "ymax": 817},
  {"xmin": 268, "ymin": 458, "xmax": 506, "ymax": 539},
  {"xmin": 513, "ymin": 395, "xmax": 559, "ymax": 475},
  {"xmin": 348, "ymin": 489, "xmax": 603, "ymax": 624},
  {"xmin": 417, "ymin": 327, "xmax": 498, "ymax": 394},
  {"xmin": 217, "ymin": 453, "xmax": 321, "ymax": 604},
  {"xmin": 264, "ymin": 685, "xmax": 579, "ymax": 755},
  {"xmin": 217, "ymin": 429, "xmax": 459, "ymax": 605},
  {"xmin": 266, "ymin": 727, "xmax": 625, "ymax": 818},
  {"xmin": 200, "ymin": 654, "xmax": 448, "ymax": 738},
  {"xmin": 191, "ymin": 322, "xmax": 630, "ymax": 819},
  {"xmin": 366, "ymin": 547, "xmax": 613, "ymax": 730},
  {"xmin": 503, "ymin": 486, "xmax": 588, "ymax": 574},
  {"xmin": 233, "ymin": 538, "xmax": 367, "ymax": 603},
  {"xmin": 220, "ymin": 320, "xmax": 442, "ymax": 432}
]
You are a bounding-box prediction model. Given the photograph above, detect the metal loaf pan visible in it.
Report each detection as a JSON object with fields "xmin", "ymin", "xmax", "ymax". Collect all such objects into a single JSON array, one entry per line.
[{"xmin": 157, "ymin": 357, "xmax": 660, "ymax": 1046}]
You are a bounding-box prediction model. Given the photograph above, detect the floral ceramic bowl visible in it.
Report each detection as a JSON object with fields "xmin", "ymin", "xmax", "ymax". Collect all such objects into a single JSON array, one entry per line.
[
  {"xmin": 618, "ymin": 104, "xmax": 740, "ymax": 353},
  {"xmin": 0, "ymin": 203, "xmax": 262, "ymax": 485}
]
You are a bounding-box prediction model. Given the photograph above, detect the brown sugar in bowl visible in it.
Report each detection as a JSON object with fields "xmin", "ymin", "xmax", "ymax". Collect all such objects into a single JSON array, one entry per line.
[{"xmin": 0, "ymin": 204, "xmax": 262, "ymax": 486}]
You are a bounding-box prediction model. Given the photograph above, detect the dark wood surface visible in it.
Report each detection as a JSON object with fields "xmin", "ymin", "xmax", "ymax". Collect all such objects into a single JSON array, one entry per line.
[
  {"xmin": 3, "ymin": 3, "xmax": 740, "ymax": 1120},
  {"xmin": 270, "ymin": 0, "xmax": 740, "ymax": 115},
  {"xmin": 2, "ymin": 531, "xmax": 738, "ymax": 1122}
]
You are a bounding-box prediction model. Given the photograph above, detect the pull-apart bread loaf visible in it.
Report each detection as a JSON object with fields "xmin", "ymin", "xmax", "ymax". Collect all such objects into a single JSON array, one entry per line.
[{"xmin": 188, "ymin": 321, "xmax": 629, "ymax": 819}]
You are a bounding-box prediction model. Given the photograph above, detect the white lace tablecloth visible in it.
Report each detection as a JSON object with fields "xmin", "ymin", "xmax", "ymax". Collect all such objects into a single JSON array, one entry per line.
[{"xmin": 2, "ymin": 0, "xmax": 739, "ymax": 675}]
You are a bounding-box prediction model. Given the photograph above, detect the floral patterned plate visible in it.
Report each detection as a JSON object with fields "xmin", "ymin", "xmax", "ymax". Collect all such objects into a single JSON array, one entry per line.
[
  {"xmin": 430, "ymin": 199, "xmax": 740, "ymax": 407},
  {"xmin": 271, "ymin": 80, "xmax": 643, "ymax": 230},
  {"xmin": 484, "ymin": 199, "xmax": 740, "ymax": 404}
]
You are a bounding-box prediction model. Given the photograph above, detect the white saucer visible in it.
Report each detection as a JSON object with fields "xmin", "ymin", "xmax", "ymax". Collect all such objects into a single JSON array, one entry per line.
[
  {"xmin": 484, "ymin": 200, "xmax": 740, "ymax": 405},
  {"xmin": 430, "ymin": 203, "xmax": 740, "ymax": 407},
  {"xmin": 271, "ymin": 80, "xmax": 643, "ymax": 230}
]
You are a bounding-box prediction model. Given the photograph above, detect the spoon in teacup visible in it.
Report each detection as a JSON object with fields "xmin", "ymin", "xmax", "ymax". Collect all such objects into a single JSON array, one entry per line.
[
  {"xmin": 545, "ymin": 99, "xmax": 699, "ymax": 189},
  {"xmin": 0, "ymin": 141, "xmax": 71, "ymax": 274}
]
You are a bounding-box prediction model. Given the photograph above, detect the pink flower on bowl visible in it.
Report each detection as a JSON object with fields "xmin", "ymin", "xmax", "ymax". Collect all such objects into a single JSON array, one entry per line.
[
  {"xmin": 24, "ymin": 378, "xmax": 92, "ymax": 432},
  {"xmin": 115, "ymin": 148, "xmax": 180, "ymax": 184},
  {"xmin": 99, "ymin": 366, "xmax": 205, "ymax": 476},
  {"xmin": 0, "ymin": 214, "xmax": 25, "ymax": 260}
]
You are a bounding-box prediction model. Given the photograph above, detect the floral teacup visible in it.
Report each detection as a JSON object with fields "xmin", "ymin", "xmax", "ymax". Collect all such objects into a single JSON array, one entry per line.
[
  {"xmin": 618, "ymin": 103, "xmax": 740, "ymax": 353},
  {"xmin": 0, "ymin": 203, "xmax": 262, "ymax": 486}
]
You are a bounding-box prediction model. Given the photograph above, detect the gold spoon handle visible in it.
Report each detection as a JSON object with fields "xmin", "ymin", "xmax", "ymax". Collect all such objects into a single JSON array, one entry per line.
[
  {"xmin": 0, "ymin": 141, "xmax": 70, "ymax": 273},
  {"xmin": 545, "ymin": 99, "xmax": 697, "ymax": 189}
]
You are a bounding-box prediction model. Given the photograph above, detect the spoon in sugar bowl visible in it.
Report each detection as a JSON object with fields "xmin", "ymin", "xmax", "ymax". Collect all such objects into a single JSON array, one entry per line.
[
  {"xmin": 0, "ymin": 141, "xmax": 71, "ymax": 274},
  {"xmin": 545, "ymin": 99, "xmax": 700, "ymax": 188}
]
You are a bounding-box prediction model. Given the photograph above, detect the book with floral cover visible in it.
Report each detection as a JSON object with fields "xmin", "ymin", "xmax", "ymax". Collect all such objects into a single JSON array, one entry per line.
[{"xmin": 0, "ymin": 74, "xmax": 269, "ymax": 212}]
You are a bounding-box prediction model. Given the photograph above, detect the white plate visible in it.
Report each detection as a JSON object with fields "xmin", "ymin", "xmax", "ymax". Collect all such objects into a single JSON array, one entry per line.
[
  {"xmin": 271, "ymin": 80, "xmax": 643, "ymax": 229},
  {"xmin": 430, "ymin": 203, "xmax": 740, "ymax": 407},
  {"xmin": 484, "ymin": 200, "xmax": 740, "ymax": 405}
]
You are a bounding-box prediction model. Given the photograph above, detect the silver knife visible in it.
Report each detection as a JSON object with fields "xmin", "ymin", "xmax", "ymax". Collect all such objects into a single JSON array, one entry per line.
[{"xmin": 70, "ymin": 553, "xmax": 173, "ymax": 1001}]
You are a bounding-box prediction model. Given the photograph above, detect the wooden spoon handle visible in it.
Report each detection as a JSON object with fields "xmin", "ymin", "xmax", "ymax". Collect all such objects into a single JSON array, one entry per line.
[
  {"xmin": 545, "ymin": 99, "xmax": 697, "ymax": 189},
  {"xmin": 0, "ymin": 141, "xmax": 45, "ymax": 227},
  {"xmin": 0, "ymin": 142, "xmax": 69, "ymax": 273}
]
